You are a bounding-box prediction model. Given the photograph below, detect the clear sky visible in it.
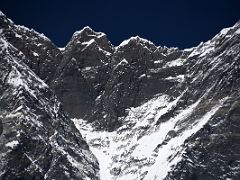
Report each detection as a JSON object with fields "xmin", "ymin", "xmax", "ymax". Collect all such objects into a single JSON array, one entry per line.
[{"xmin": 1, "ymin": 0, "xmax": 240, "ymax": 49}]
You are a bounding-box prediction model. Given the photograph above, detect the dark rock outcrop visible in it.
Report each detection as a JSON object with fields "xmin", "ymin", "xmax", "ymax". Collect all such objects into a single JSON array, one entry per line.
[{"xmin": 50, "ymin": 26, "xmax": 113, "ymax": 118}]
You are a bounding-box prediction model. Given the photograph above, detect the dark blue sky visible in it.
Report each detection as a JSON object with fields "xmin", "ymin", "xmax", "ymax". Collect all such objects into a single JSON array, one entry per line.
[{"xmin": 1, "ymin": 0, "xmax": 240, "ymax": 48}]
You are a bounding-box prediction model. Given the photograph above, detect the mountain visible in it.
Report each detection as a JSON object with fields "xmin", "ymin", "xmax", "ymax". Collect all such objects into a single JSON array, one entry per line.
[
  {"xmin": 1, "ymin": 10, "xmax": 240, "ymax": 180},
  {"xmin": 72, "ymin": 22, "xmax": 240, "ymax": 180},
  {"xmin": 0, "ymin": 12, "xmax": 99, "ymax": 180},
  {"xmin": 0, "ymin": 12, "xmax": 62, "ymax": 84},
  {"xmin": 52, "ymin": 28, "xmax": 191, "ymax": 131},
  {"xmin": 50, "ymin": 26, "xmax": 114, "ymax": 119}
]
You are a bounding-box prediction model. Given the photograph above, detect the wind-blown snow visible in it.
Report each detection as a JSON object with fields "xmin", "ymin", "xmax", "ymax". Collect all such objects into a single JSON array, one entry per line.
[
  {"xmin": 113, "ymin": 59, "xmax": 129, "ymax": 70},
  {"xmin": 165, "ymin": 75, "xmax": 184, "ymax": 82},
  {"xmin": 82, "ymin": 39, "xmax": 96, "ymax": 46},
  {"xmin": 0, "ymin": 11, "xmax": 5, "ymax": 17},
  {"xmin": 236, "ymin": 28, "xmax": 240, "ymax": 34},
  {"xmin": 0, "ymin": 38, "xmax": 8, "ymax": 51},
  {"xmin": 73, "ymin": 119, "xmax": 112, "ymax": 180},
  {"xmin": 133, "ymin": 95, "xmax": 202, "ymax": 159},
  {"xmin": 71, "ymin": 94, "xmax": 175, "ymax": 179},
  {"xmin": 83, "ymin": 66, "xmax": 92, "ymax": 71},
  {"xmin": 145, "ymin": 97, "xmax": 227, "ymax": 180},
  {"xmin": 117, "ymin": 36, "xmax": 155, "ymax": 49},
  {"xmin": 117, "ymin": 39, "xmax": 131, "ymax": 48},
  {"xmin": 154, "ymin": 60, "xmax": 162, "ymax": 64},
  {"xmin": 73, "ymin": 26, "xmax": 106, "ymax": 40},
  {"xmin": 7, "ymin": 66, "xmax": 38, "ymax": 99},
  {"xmin": 5, "ymin": 140, "xmax": 19, "ymax": 149},
  {"xmin": 58, "ymin": 47, "xmax": 65, "ymax": 51},
  {"xmin": 33, "ymin": 52, "xmax": 39, "ymax": 57},
  {"xmin": 15, "ymin": 33, "xmax": 22, "ymax": 38},
  {"xmin": 163, "ymin": 58, "xmax": 184, "ymax": 68},
  {"xmin": 188, "ymin": 39, "xmax": 217, "ymax": 59},
  {"xmin": 72, "ymin": 87, "xmax": 228, "ymax": 180},
  {"xmin": 90, "ymin": 141, "xmax": 112, "ymax": 180},
  {"xmin": 219, "ymin": 27, "xmax": 231, "ymax": 36}
]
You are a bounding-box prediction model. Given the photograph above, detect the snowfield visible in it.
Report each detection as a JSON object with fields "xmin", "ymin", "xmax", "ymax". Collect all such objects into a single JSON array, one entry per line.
[{"xmin": 72, "ymin": 94, "xmax": 227, "ymax": 180}]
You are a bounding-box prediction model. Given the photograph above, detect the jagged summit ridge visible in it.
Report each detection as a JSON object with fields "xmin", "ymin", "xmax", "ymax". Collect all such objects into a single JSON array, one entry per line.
[
  {"xmin": 65, "ymin": 26, "xmax": 114, "ymax": 54},
  {"xmin": 1, "ymin": 9, "xmax": 240, "ymax": 180},
  {"xmin": 67, "ymin": 26, "xmax": 167, "ymax": 53},
  {"xmin": 74, "ymin": 21, "xmax": 240, "ymax": 180},
  {"xmin": 72, "ymin": 26, "xmax": 105, "ymax": 39}
]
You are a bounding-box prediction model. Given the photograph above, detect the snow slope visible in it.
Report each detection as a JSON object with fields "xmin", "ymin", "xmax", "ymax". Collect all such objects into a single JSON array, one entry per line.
[
  {"xmin": 73, "ymin": 93, "xmax": 227, "ymax": 180},
  {"xmin": 72, "ymin": 21, "xmax": 240, "ymax": 180}
]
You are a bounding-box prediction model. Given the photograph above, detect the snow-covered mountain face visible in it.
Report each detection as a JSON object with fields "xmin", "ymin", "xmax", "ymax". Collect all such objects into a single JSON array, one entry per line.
[
  {"xmin": 0, "ymin": 12, "xmax": 62, "ymax": 84},
  {"xmin": 0, "ymin": 13, "xmax": 99, "ymax": 180},
  {"xmin": 72, "ymin": 21, "xmax": 240, "ymax": 180},
  {"xmin": 1, "ymin": 10, "xmax": 240, "ymax": 180},
  {"xmin": 52, "ymin": 30, "xmax": 191, "ymax": 131}
]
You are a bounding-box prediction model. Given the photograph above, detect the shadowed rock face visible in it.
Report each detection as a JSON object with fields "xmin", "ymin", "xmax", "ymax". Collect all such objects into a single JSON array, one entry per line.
[
  {"xmin": 90, "ymin": 38, "xmax": 190, "ymax": 130},
  {"xmin": 50, "ymin": 27, "xmax": 114, "ymax": 119},
  {"xmin": 0, "ymin": 12, "xmax": 189, "ymax": 130},
  {"xmin": 51, "ymin": 31, "xmax": 190, "ymax": 130},
  {"xmin": 0, "ymin": 33, "xmax": 99, "ymax": 179}
]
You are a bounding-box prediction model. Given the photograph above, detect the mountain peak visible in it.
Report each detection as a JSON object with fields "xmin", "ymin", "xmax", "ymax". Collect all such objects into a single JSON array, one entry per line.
[
  {"xmin": 72, "ymin": 26, "xmax": 106, "ymax": 40},
  {"xmin": 65, "ymin": 26, "xmax": 114, "ymax": 53},
  {"xmin": 116, "ymin": 36, "xmax": 157, "ymax": 52},
  {"xmin": 0, "ymin": 10, "xmax": 6, "ymax": 17},
  {"xmin": 1, "ymin": 10, "xmax": 240, "ymax": 180}
]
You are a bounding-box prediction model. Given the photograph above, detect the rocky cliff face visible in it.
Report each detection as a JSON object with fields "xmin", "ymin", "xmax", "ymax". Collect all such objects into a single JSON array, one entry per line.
[
  {"xmin": 165, "ymin": 22, "xmax": 240, "ymax": 180},
  {"xmin": 1, "ymin": 9, "xmax": 240, "ymax": 180},
  {"xmin": 72, "ymin": 22, "xmax": 240, "ymax": 180},
  {"xmin": 51, "ymin": 27, "xmax": 190, "ymax": 130},
  {"xmin": 0, "ymin": 12, "xmax": 62, "ymax": 83},
  {"xmin": 0, "ymin": 12, "xmax": 191, "ymax": 130},
  {"xmin": 0, "ymin": 12, "xmax": 99, "ymax": 180},
  {"xmin": 50, "ymin": 26, "xmax": 113, "ymax": 118},
  {"xmin": 90, "ymin": 37, "xmax": 190, "ymax": 130}
]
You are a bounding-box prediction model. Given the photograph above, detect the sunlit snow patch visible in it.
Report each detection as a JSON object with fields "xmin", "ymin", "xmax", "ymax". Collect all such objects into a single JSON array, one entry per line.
[{"xmin": 5, "ymin": 140, "xmax": 19, "ymax": 149}]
